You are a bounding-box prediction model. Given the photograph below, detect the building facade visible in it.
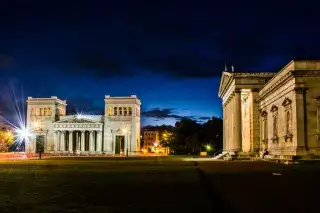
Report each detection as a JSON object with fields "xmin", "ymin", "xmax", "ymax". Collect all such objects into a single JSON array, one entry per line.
[
  {"xmin": 143, "ymin": 130, "xmax": 160, "ymax": 151},
  {"xmin": 218, "ymin": 60, "xmax": 320, "ymax": 158},
  {"xmin": 26, "ymin": 95, "xmax": 141, "ymax": 155}
]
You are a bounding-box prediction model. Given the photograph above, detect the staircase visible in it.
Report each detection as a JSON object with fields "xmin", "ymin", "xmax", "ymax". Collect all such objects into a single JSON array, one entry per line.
[{"xmin": 212, "ymin": 151, "xmax": 229, "ymax": 160}]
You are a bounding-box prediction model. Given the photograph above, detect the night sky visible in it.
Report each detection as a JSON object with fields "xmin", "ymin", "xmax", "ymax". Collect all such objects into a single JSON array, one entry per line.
[{"xmin": 1, "ymin": 1, "xmax": 320, "ymax": 126}]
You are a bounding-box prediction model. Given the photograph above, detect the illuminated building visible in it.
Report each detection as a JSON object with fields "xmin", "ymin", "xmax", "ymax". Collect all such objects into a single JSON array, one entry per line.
[
  {"xmin": 218, "ymin": 60, "xmax": 320, "ymax": 159},
  {"xmin": 26, "ymin": 95, "xmax": 141, "ymax": 155}
]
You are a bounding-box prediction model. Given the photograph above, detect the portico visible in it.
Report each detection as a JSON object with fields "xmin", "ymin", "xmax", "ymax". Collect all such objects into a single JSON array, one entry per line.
[{"xmin": 53, "ymin": 116, "xmax": 103, "ymax": 154}]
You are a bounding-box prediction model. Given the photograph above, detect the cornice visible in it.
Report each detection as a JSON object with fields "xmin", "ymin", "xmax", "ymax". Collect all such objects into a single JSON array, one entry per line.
[{"xmin": 291, "ymin": 70, "xmax": 320, "ymax": 77}]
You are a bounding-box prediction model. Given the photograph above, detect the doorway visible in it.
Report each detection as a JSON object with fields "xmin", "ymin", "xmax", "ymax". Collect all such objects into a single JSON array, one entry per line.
[
  {"xmin": 115, "ymin": 135, "xmax": 125, "ymax": 154},
  {"xmin": 35, "ymin": 135, "xmax": 45, "ymax": 153}
]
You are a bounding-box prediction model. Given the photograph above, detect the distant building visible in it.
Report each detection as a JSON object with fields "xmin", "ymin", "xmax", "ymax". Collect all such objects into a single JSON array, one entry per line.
[
  {"xmin": 25, "ymin": 95, "xmax": 141, "ymax": 155},
  {"xmin": 143, "ymin": 130, "xmax": 159, "ymax": 151},
  {"xmin": 218, "ymin": 60, "xmax": 320, "ymax": 159}
]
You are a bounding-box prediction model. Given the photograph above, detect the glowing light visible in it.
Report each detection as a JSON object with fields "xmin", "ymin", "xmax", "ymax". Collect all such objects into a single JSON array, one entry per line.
[
  {"xmin": 76, "ymin": 113, "xmax": 83, "ymax": 119},
  {"xmin": 154, "ymin": 142, "xmax": 158, "ymax": 147},
  {"xmin": 206, "ymin": 144, "xmax": 212, "ymax": 151},
  {"xmin": 15, "ymin": 126, "xmax": 34, "ymax": 143},
  {"xmin": 33, "ymin": 121, "xmax": 39, "ymax": 128},
  {"xmin": 122, "ymin": 128, "xmax": 128, "ymax": 133}
]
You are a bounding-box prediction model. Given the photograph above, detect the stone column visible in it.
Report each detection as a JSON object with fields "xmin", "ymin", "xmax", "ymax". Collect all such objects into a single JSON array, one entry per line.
[
  {"xmin": 89, "ymin": 131, "xmax": 94, "ymax": 152},
  {"xmin": 234, "ymin": 89, "xmax": 242, "ymax": 152},
  {"xmin": 294, "ymin": 88, "xmax": 307, "ymax": 153},
  {"xmin": 68, "ymin": 131, "xmax": 73, "ymax": 153},
  {"xmin": 53, "ymin": 131, "xmax": 58, "ymax": 152},
  {"xmin": 81, "ymin": 131, "xmax": 85, "ymax": 152},
  {"xmin": 250, "ymin": 89, "xmax": 260, "ymax": 153},
  {"xmin": 96, "ymin": 131, "xmax": 102, "ymax": 153},
  {"xmin": 60, "ymin": 131, "xmax": 65, "ymax": 151},
  {"xmin": 75, "ymin": 132, "xmax": 80, "ymax": 152},
  {"xmin": 223, "ymin": 105, "xmax": 226, "ymax": 151}
]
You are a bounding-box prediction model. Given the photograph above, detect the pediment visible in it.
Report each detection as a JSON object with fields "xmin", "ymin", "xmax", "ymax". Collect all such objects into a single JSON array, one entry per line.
[
  {"xmin": 218, "ymin": 72, "xmax": 233, "ymax": 97},
  {"xmin": 261, "ymin": 110, "xmax": 268, "ymax": 117},
  {"xmin": 282, "ymin": 98, "xmax": 292, "ymax": 106},
  {"xmin": 55, "ymin": 116, "xmax": 98, "ymax": 124},
  {"xmin": 270, "ymin": 105, "xmax": 278, "ymax": 112}
]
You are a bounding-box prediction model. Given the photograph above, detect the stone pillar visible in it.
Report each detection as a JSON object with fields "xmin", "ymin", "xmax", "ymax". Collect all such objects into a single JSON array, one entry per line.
[
  {"xmin": 96, "ymin": 131, "xmax": 102, "ymax": 152},
  {"xmin": 75, "ymin": 132, "xmax": 79, "ymax": 151},
  {"xmin": 60, "ymin": 131, "xmax": 65, "ymax": 151},
  {"xmin": 294, "ymin": 88, "xmax": 307, "ymax": 153},
  {"xmin": 53, "ymin": 131, "xmax": 58, "ymax": 152},
  {"xmin": 68, "ymin": 131, "xmax": 73, "ymax": 153},
  {"xmin": 250, "ymin": 89, "xmax": 260, "ymax": 153},
  {"xmin": 234, "ymin": 89, "xmax": 242, "ymax": 152},
  {"xmin": 223, "ymin": 105, "xmax": 226, "ymax": 151},
  {"xmin": 81, "ymin": 131, "xmax": 85, "ymax": 152},
  {"xmin": 89, "ymin": 131, "xmax": 94, "ymax": 152}
]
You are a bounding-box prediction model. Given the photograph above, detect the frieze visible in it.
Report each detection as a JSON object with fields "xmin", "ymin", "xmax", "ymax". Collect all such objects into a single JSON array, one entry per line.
[
  {"xmin": 257, "ymin": 71, "xmax": 293, "ymax": 101},
  {"xmin": 291, "ymin": 70, "xmax": 320, "ymax": 77},
  {"xmin": 108, "ymin": 116, "xmax": 132, "ymax": 121},
  {"xmin": 233, "ymin": 72, "xmax": 275, "ymax": 77}
]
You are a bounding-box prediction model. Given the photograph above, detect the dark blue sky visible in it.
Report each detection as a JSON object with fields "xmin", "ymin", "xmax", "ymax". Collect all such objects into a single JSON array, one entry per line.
[{"xmin": 1, "ymin": 0, "xmax": 320, "ymax": 126}]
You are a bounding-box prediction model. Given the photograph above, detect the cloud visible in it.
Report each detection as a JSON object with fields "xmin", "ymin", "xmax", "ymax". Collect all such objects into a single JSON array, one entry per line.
[
  {"xmin": 142, "ymin": 108, "xmax": 182, "ymax": 119},
  {"xmin": 142, "ymin": 108, "xmax": 211, "ymax": 123}
]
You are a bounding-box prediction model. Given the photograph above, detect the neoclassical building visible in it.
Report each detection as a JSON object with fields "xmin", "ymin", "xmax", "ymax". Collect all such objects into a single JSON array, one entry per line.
[
  {"xmin": 26, "ymin": 95, "xmax": 141, "ymax": 155},
  {"xmin": 219, "ymin": 60, "xmax": 320, "ymax": 158}
]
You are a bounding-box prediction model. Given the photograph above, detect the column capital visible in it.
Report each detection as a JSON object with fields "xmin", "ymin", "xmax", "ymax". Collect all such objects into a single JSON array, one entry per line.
[
  {"xmin": 234, "ymin": 89, "xmax": 241, "ymax": 93},
  {"xmin": 251, "ymin": 88, "xmax": 259, "ymax": 92},
  {"xmin": 295, "ymin": 87, "xmax": 308, "ymax": 94}
]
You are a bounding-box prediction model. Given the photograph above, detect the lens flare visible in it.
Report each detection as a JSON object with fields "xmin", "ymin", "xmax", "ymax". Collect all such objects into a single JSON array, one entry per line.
[{"xmin": 0, "ymin": 85, "xmax": 35, "ymax": 152}]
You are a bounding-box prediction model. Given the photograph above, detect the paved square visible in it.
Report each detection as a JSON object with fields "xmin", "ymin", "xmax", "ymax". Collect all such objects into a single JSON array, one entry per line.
[{"xmin": 0, "ymin": 157, "xmax": 319, "ymax": 213}]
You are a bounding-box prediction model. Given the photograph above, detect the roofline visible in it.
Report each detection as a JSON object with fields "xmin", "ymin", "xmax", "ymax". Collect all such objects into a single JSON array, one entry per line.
[{"xmin": 27, "ymin": 96, "xmax": 67, "ymax": 106}]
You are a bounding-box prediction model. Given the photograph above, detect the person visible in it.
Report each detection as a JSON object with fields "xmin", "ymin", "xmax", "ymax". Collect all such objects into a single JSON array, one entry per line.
[{"xmin": 262, "ymin": 149, "xmax": 268, "ymax": 158}]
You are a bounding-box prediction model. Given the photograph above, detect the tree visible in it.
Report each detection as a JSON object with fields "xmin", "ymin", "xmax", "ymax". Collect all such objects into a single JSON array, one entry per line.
[
  {"xmin": 160, "ymin": 130, "xmax": 176, "ymax": 150},
  {"xmin": 201, "ymin": 116, "xmax": 223, "ymax": 152},
  {"xmin": 0, "ymin": 129, "xmax": 14, "ymax": 152}
]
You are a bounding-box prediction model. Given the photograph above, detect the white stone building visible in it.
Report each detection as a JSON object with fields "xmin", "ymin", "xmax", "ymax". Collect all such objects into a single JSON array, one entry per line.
[
  {"xmin": 218, "ymin": 60, "xmax": 320, "ymax": 159},
  {"xmin": 26, "ymin": 95, "xmax": 141, "ymax": 155}
]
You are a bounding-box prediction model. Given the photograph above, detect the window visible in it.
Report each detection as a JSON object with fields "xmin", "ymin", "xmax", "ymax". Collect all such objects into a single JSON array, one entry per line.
[
  {"xmin": 114, "ymin": 107, "xmax": 118, "ymax": 116},
  {"xmin": 119, "ymin": 107, "xmax": 122, "ymax": 115},
  {"xmin": 270, "ymin": 105, "xmax": 278, "ymax": 143},
  {"xmin": 282, "ymin": 98, "xmax": 292, "ymax": 142},
  {"xmin": 108, "ymin": 107, "xmax": 113, "ymax": 116},
  {"xmin": 35, "ymin": 108, "xmax": 40, "ymax": 116},
  {"xmin": 286, "ymin": 111, "xmax": 291, "ymax": 135},
  {"xmin": 123, "ymin": 107, "xmax": 127, "ymax": 116},
  {"xmin": 261, "ymin": 111, "xmax": 268, "ymax": 143},
  {"xmin": 44, "ymin": 108, "xmax": 48, "ymax": 116},
  {"xmin": 48, "ymin": 108, "xmax": 52, "ymax": 116},
  {"xmin": 40, "ymin": 108, "xmax": 44, "ymax": 116},
  {"xmin": 31, "ymin": 108, "xmax": 35, "ymax": 116},
  {"xmin": 273, "ymin": 115, "xmax": 278, "ymax": 138},
  {"xmin": 128, "ymin": 107, "xmax": 132, "ymax": 116}
]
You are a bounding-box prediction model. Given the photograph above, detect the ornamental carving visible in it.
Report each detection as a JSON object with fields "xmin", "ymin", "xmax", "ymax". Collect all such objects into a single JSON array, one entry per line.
[
  {"xmin": 270, "ymin": 105, "xmax": 278, "ymax": 112},
  {"xmin": 282, "ymin": 98, "xmax": 292, "ymax": 107},
  {"xmin": 261, "ymin": 110, "xmax": 268, "ymax": 117}
]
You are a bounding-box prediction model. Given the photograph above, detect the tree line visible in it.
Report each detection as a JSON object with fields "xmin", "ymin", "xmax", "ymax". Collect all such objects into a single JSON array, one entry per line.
[{"xmin": 142, "ymin": 116, "xmax": 223, "ymax": 155}]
